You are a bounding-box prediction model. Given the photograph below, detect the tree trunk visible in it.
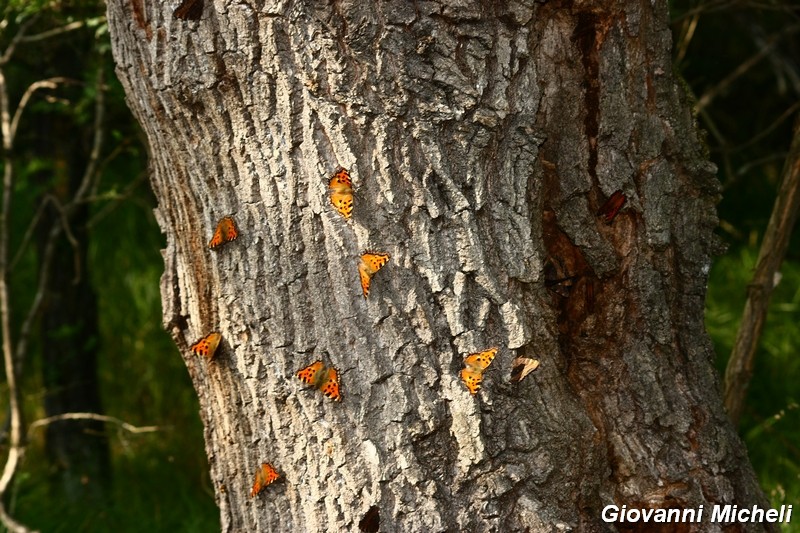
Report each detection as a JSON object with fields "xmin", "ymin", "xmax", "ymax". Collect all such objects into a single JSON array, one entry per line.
[{"xmin": 108, "ymin": 1, "xmax": 770, "ymax": 531}]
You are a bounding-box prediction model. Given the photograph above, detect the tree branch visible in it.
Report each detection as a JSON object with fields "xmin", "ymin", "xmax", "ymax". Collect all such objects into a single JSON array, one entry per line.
[
  {"xmin": 0, "ymin": 15, "xmax": 39, "ymax": 67},
  {"xmin": 7, "ymin": 196, "xmax": 49, "ymax": 273},
  {"xmin": 0, "ymin": 62, "xmax": 37, "ymax": 533},
  {"xmin": 86, "ymin": 171, "xmax": 148, "ymax": 228},
  {"xmin": 724, "ymin": 114, "xmax": 800, "ymax": 424},
  {"xmin": 72, "ymin": 69, "xmax": 105, "ymax": 206},
  {"xmin": 696, "ymin": 24, "xmax": 800, "ymax": 113},
  {"xmin": 28, "ymin": 413, "xmax": 159, "ymax": 436},
  {"xmin": 10, "ymin": 77, "xmax": 74, "ymax": 144},
  {"xmin": 13, "ymin": 222, "xmax": 61, "ymax": 379},
  {"xmin": 18, "ymin": 20, "xmax": 86, "ymax": 43}
]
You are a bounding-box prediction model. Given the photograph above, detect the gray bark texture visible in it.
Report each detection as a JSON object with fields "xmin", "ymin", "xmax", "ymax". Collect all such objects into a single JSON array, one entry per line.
[{"xmin": 108, "ymin": 1, "xmax": 770, "ymax": 531}]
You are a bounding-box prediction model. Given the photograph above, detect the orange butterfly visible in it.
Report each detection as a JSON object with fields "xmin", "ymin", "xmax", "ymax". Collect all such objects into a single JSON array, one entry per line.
[
  {"xmin": 208, "ymin": 216, "xmax": 239, "ymax": 249},
  {"xmin": 460, "ymin": 347, "xmax": 498, "ymax": 395},
  {"xmin": 597, "ymin": 190, "xmax": 627, "ymax": 223},
  {"xmin": 296, "ymin": 360, "xmax": 342, "ymax": 401},
  {"xmin": 510, "ymin": 357, "xmax": 540, "ymax": 383},
  {"xmin": 358, "ymin": 252, "xmax": 390, "ymax": 298},
  {"xmin": 190, "ymin": 332, "xmax": 221, "ymax": 361},
  {"xmin": 329, "ymin": 168, "xmax": 353, "ymax": 219},
  {"xmin": 250, "ymin": 462, "xmax": 280, "ymax": 497}
]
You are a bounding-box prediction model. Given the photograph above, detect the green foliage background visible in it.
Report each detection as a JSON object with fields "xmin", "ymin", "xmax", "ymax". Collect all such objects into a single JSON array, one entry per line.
[
  {"xmin": 0, "ymin": 1, "xmax": 797, "ymax": 531},
  {"xmin": 672, "ymin": 1, "xmax": 800, "ymax": 529},
  {"xmin": 1, "ymin": 1, "xmax": 217, "ymax": 531}
]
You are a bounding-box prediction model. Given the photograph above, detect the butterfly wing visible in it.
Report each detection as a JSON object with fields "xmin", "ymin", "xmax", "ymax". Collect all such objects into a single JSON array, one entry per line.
[
  {"xmin": 461, "ymin": 348, "xmax": 498, "ymax": 394},
  {"xmin": 329, "ymin": 168, "xmax": 353, "ymax": 219},
  {"xmin": 597, "ymin": 190, "xmax": 627, "ymax": 223},
  {"xmin": 209, "ymin": 216, "xmax": 238, "ymax": 249},
  {"xmin": 209, "ymin": 226, "xmax": 224, "ymax": 249},
  {"xmin": 510, "ymin": 357, "xmax": 540, "ymax": 383},
  {"xmin": 358, "ymin": 260, "xmax": 372, "ymax": 297},
  {"xmin": 329, "ymin": 168, "xmax": 352, "ymax": 189},
  {"xmin": 296, "ymin": 361, "xmax": 325, "ymax": 387},
  {"xmin": 363, "ymin": 252, "xmax": 390, "ymax": 273},
  {"xmin": 331, "ymin": 192, "xmax": 353, "ymax": 219},
  {"xmin": 460, "ymin": 368, "xmax": 484, "ymax": 395},
  {"xmin": 464, "ymin": 348, "xmax": 498, "ymax": 371},
  {"xmin": 221, "ymin": 216, "xmax": 239, "ymax": 241},
  {"xmin": 190, "ymin": 332, "xmax": 221, "ymax": 360},
  {"xmin": 320, "ymin": 367, "xmax": 342, "ymax": 402},
  {"xmin": 174, "ymin": 0, "xmax": 204, "ymax": 20},
  {"xmin": 250, "ymin": 462, "xmax": 280, "ymax": 497},
  {"xmin": 358, "ymin": 252, "xmax": 390, "ymax": 298}
]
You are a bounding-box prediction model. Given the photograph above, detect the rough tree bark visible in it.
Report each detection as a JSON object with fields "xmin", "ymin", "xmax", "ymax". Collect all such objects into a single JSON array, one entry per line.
[{"xmin": 108, "ymin": 1, "xmax": 770, "ymax": 531}]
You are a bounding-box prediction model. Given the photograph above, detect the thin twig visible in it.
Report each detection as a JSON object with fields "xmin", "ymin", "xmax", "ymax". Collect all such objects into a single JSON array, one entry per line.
[
  {"xmin": 0, "ymin": 15, "xmax": 39, "ymax": 66},
  {"xmin": 71, "ymin": 69, "xmax": 105, "ymax": 206},
  {"xmin": 12, "ymin": 224, "xmax": 59, "ymax": 381},
  {"xmin": 0, "ymin": 62, "xmax": 38, "ymax": 533},
  {"xmin": 672, "ymin": 0, "xmax": 800, "ymax": 24},
  {"xmin": 724, "ymin": 114, "xmax": 800, "ymax": 424},
  {"xmin": 35, "ymin": 193, "xmax": 82, "ymax": 284},
  {"xmin": 7, "ymin": 70, "xmax": 106, "ymax": 283},
  {"xmin": 89, "ymin": 139, "xmax": 132, "ymax": 199},
  {"xmin": 696, "ymin": 24, "xmax": 800, "ymax": 113},
  {"xmin": 18, "ymin": 20, "xmax": 86, "ymax": 43},
  {"xmin": 674, "ymin": 12, "xmax": 699, "ymax": 66},
  {"xmin": 0, "ymin": 14, "xmax": 103, "ymax": 533},
  {"xmin": 725, "ymin": 101, "xmax": 800, "ymax": 154},
  {"xmin": 696, "ymin": 105, "xmax": 735, "ymax": 185},
  {"xmin": 8, "ymin": 196, "xmax": 51, "ymax": 273},
  {"xmin": 735, "ymin": 152, "xmax": 789, "ymax": 180},
  {"xmin": 10, "ymin": 77, "xmax": 75, "ymax": 143},
  {"xmin": 28, "ymin": 413, "xmax": 159, "ymax": 436},
  {"xmin": 671, "ymin": 0, "xmax": 736, "ymax": 24},
  {"xmin": 86, "ymin": 171, "xmax": 149, "ymax": 228},
  {"xmin": 62, "ymin": 69, "xmax": 107, "ymax": 284}
]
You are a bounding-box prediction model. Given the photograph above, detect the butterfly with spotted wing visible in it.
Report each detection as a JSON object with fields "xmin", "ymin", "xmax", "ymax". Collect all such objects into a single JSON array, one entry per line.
[
  {"xmin": 460, "ymin": 347, "xmax": 497, "ymax": 395},
  {"xmin": 358, "ymin": 252, "xmax": 390, "ymax": 298},
  {"xmin": 250, "ymin": 462, "xmax": 280, "ymax": 497},
  {"xmin": 209, "ymin": 216, "xmax": 239, "ymax": 249},
  {"xmin": 190, "ymin": 332, "xmax": 221, "ymax": 361},
  {"xmin": 329, "ymin": 168, "xmax": 353, "ymax": 220},
  {"xmin": 296, "ymin": 360, "xmax": 342, "ymax": 401}
]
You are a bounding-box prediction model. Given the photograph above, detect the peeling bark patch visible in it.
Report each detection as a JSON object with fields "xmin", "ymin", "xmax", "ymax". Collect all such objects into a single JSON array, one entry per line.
[{"xmin": 571, "ymin": 13, "xmax": 600, "ymax": 183}]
